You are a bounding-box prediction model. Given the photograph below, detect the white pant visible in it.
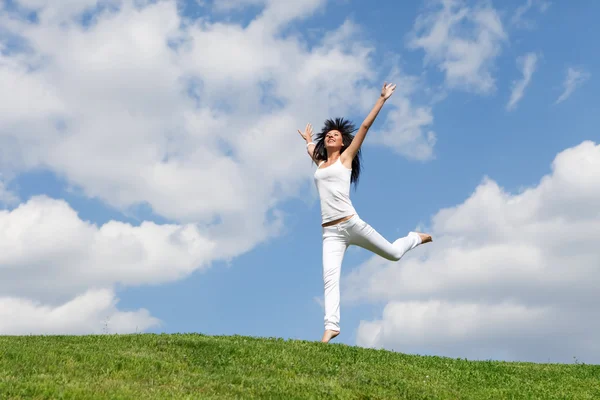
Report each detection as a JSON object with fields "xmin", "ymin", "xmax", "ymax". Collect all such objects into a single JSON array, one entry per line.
[{"xmin": 321, "ymin": 214, "xmax": 422, "ymax": 332}]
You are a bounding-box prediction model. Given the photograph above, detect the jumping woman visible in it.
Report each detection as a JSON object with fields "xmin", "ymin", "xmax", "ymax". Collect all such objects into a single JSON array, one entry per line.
[{"xmin": 298, "ymin": 82, "xmax": 432, "ymax": 343}]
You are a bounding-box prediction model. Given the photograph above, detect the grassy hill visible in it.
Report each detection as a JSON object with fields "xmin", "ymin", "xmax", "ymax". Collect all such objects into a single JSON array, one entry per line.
[{"xmin": 1, "ymin": 334, "xmax": 599, "ymax": 399}]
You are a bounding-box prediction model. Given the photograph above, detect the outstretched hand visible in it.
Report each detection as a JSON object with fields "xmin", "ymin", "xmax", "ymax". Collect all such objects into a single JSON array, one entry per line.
[
  {"xmin": 381, "ymin": 82, "xmax": 397, "ymax": 100},
  {"xmin": 297, "ymin": 123, "xmax": 313, "ymax": 142}
]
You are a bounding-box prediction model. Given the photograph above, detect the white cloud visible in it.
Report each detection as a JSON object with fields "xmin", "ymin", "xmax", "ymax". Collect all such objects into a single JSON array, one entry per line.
[
  {"xmin": 408, "ymin": 0, "xmax": 507, "ymax": 94},
  {"xmin": 511, "ymin": 0, "xmax": 551, "ymax": 29},
  {"xmin": 346, "ymin": 140, "xmax": 600, "ymax": 363},
  {"xmin": 1, "ymin": 1, "xmax": 398, "ymax": 223},
  {"xmin": 249, "ymin": 0, "xmax": 327, "ymax": 33},
  {"xmin": 370, "ymin": 93, "xmax": 437, "ymax": 160},
  {"xmin": 0, "ymin": 0, "xmax": 437, "ymax": 333},
  {"xmin": 0, "ymin": 0, "xmax": 436, "ymax": 229},
  {"xmin": 0, "ymin": 289, "xmax": 160, "ymax": 335},
  {"xmin": 202, "ymin": 0, "xmax": 329, "ymax": 36},
  {"xmin": 15, "ymin": 0, "xmax": 121, "ymax": 25},
  {"xmin": 0, "ymin": 176, "xmax": 18, "ymax": 206},
  {"xmin": 555, "ymin": 67, "xmax": 590, "ymax": 104},
  {"xmin": 212, "ymin": 0, "xmax": 324, "ymax": 20},
  {"xmin": 0, "ymin": 195, "xmax": 213, "ymax": 334},
  {"xmin": 356, "ymin": 301, "xmax": 560, "ymax": 361},
  {"xmin": 507, "ymin": 52, "xmax": 538, "ymax": 111},
  {"xmin": 211, "ymin": 0, "xmax": 265, "ymax": 11},
  {"xmin": 0, "ymin": 196, "xmax": 217, "ymax": 304}
]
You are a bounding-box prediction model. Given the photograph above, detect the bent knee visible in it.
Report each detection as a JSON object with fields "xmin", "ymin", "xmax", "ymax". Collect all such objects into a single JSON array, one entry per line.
[{"xmin": 382, "ymin": 252, "xmax": 402, "ymax": 262}]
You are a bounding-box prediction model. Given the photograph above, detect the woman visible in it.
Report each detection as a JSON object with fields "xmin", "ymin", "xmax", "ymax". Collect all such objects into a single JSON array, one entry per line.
[{"xmin": 298, "ymin": 82, "xmax": 432, "ymax": 343}]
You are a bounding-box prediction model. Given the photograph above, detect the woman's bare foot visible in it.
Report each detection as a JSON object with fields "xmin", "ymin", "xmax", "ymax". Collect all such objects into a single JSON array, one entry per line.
[
  {"xmin": 321, "ymin": 329, "xmax": 340, "ymax": 343},
  {"xmin": 417, "ymin": 233, "xmax": 432, "ymax": 244}
]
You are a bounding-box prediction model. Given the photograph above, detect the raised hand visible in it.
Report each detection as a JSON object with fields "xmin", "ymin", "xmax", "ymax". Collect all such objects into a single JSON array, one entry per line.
[
  {"xmin": 380, "ymin": 82, "xmax": 397, "ymax": 100},
  {"xmin": 297, "ymin": 123, "xmax": 313, "ymax": 143}
]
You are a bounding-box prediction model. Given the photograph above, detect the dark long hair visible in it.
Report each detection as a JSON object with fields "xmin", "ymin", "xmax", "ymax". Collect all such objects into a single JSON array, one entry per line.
[{"xmin": 313, "ymin": 117, "xmax": 362, "ymax": 188}]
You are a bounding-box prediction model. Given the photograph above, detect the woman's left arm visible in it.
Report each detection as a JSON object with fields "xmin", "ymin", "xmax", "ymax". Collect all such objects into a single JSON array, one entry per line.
[{"xmin": 342, "ymin": 82, "xmax": 396, "ymax": 162}]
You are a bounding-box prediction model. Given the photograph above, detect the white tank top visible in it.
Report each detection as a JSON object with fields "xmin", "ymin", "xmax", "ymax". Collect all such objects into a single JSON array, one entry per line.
[{"xmin": 314, "ymin": 158, "xmax": 357, "ymax": 224}]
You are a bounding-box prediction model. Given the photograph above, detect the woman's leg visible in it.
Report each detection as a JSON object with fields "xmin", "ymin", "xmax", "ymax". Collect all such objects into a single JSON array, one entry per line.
[
  {"xmin": 348, "ymin": 217, "xmax": 425, "ymax": 261},
  {"xmin": 321, "ymin": 228, "xmax": 348, "ymax": 338}
]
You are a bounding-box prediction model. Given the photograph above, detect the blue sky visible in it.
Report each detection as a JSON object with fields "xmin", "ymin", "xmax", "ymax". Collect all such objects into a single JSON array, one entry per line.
[{"xmin": 1, "ymin": 0, "xmax": 599, "ymax": 363}]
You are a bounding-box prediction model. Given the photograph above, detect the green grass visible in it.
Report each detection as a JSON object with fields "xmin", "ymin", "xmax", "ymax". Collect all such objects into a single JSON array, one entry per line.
[{"xmin": 0, "ymin": 334, "xmax": 599, "ymax": 399}]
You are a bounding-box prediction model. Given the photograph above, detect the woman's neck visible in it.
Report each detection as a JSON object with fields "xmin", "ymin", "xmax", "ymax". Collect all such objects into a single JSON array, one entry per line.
[{"xmin": 326, "ymin": 150, "xmax": 342, "ymax": 162}]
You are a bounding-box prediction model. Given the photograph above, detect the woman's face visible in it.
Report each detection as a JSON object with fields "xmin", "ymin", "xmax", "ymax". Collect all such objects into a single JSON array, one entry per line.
[{"xmin": 324, "ymin": 130, "xmax": 343, "ymax": 149}]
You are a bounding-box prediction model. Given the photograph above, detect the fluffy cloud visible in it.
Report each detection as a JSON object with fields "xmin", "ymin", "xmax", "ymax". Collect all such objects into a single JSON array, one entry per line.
[
  {"xmin": 369, "ymin": 74, "xmax": 437, "ymax": 161},
  {"xmin": 555, "ymin": 67, "xmax": 591, "ymax": 104},
  {"xmin": 346, "ymin": 140, "xmax": 600, "ymax": 363},
  {"xmin": 13, "ymin": 0, "xmax": 110, "ymax": 20},
  {"xmin": 371, "ymin": 98, "xmax": 436, "ymax": 161},
  {"xmin": 0, "ymin": 0, "xmax": 436, "ymax": 333},
  {"xmin": 0, "ymin": 0, "xmax": 432, "ymax": 227},
  {"xmin": 0, "ymin": 195, "xmax": 214, "ymax": 334},
  {"xmin": 408, "ymin": 0, "xmax": 507, "ymax": 94},
  {"xmin": 511, "ymin": 0, "xmax": 551, "ymax": 29},
  {"xmin": 0, "ymin": 196, "xmax": 216, "ymax": 304},
  {"xmin": 0, "ymin": 176, "xmax": 18, "ymax": 206},
  {"xmin": 507, "ymin": 52, "xmax": 538, "ymax": 111},
  {"xmin": 356, "ymin": 301, "xmax": 563, "ymax": 362},
  {"xmin": 213, "ymin": 0, "xmax": 327, "ymax": 31},
  {"xmin": 0, "ymin": 289, "xmax": 160, "ymax": 335}
]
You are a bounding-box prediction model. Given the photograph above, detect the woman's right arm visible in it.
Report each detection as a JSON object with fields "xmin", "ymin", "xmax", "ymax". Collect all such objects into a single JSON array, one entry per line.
[{"xmin": 298, "ymin": 123, "xmax": 317, "ymax": 163}]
